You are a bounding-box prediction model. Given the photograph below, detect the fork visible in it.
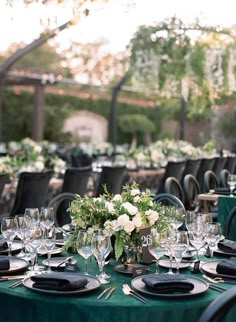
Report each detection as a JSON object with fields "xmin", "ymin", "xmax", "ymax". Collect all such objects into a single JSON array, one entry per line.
[{"xmin": 123, "ymin": 284, "xmax": 149, "ymax": 303}]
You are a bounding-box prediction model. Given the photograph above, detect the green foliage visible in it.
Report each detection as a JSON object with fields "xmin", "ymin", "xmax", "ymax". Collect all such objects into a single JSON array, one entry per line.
[{"xmin": 118, "ymin": 114, "xmax": 156, "ymax": 133}]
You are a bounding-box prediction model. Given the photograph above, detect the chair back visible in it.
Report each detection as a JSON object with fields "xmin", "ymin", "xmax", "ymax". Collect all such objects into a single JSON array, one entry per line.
[
  {"xmin": 61, "ymin": 166, "xmax": 92, "ymax": 196},
  {"xmin": 10, "ymin": 171, "xmax": 53, "ymax": 217},
  {"xmin": 183, "ymin": 174, "xmax": 200, "ymax": 211},
  {"xmin": 197, "ymin": 285, "xmax": 236, "ymax": 322},
  {"xmin": 212, "ymin": 157, "xmax": 228, "ymax": 177},
  {"xmin": 0, "ymin": 174, "xmax": 10, "ymax": 200},
  {"xmin": 48, "ymin": 192, "xmax": 75, "ymax": 227},
  {"xmin": 203, "ymin": 170, "xmax": 219, "ymax": 193},
  {"xmin": 153, "ymin": 193, "xmax": 185, "ymax": 211},
  {"xmin": 156, "ymin": 160, "xmax": 186, "ymax": 194},
  {"xmin": 224, "ymin": 206, "xmax": 236, "ymax": 240},
  {"xmin": 164, "ymin": 177, "xmax": 185, "ymax": 204},
  {"xmin": 181, "ymin": 159, "xmax": 201, "ymax": 183},
  {"xmin": 219, "ymin": 169, "xmax": 230, "ymax": 187},
  {"xmin": 225, "ymin": 156, "xmax": 236, "ymax": 174},
  {"xmin": 95, "ymin": 166, "xmax": 127, "ymax": 197},
  {"xmin": 196, "ymin": 158, "xmax": 215, "ymax": 192}
]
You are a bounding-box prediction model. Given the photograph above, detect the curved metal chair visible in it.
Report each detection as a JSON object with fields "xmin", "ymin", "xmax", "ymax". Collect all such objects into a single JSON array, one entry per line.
[
  {"xmin": 196, "ymin": 158, "xmax": 215, "ymax": 193},
  {"xmin": 197, "ymin": 285, "xmax": 236, "ymax": 322},
  {"xmin": 0, "ymin": 173, "xmax": 10, "ymax": 200},
  {"xmin": 219, "ymin": 168, "xmax": 230, "ymax": 188},
  {"xmin": 10, "ymin": 171, "xmax": 53, "ymax": 217},
  {"xmin": 61, "ymin": 166, "xmax": 92, "ymax": 196},
  {"xmin": 212, "ymin": 157, "xmax": 228, "ymax": 178},
  {"xmin": 203, "ymin": 170, "xmax": 219, "ymax": 193},
  {"xmin": 153, "ymin": 193, "xmax": 186, "ymax": 211},
  {"xmin": 95, "ymin": 166, "xmax": 127, "ymax": 197},
  {"xmin": 48, "ymin": 192, "xmax": 75, "ymax": 227},
  {"xmin": 183, "ymin": 174, "xmax": 200, "ymax": 211},
  {"xmin": 224, "ymin": 206, "xmax": 236, "ymax": 240},
  {"xmin": 181, "ymin": 159, "xmax": 201, "ymax": 183},
  {"xmin": 164, "ymin": 177, "xmax": 185, "ymax": 204}
]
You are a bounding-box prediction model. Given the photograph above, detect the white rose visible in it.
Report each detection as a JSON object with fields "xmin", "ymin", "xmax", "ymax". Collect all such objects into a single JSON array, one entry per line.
[
  {"xmin": 105, "ymin": 201, "xmax": 114, "ymax": 213},
  {"xmin": 131, "ymin": 189, "xmax": 140, "ymax": 196},
  {"xmin": 113, "ymin": 194, "xmax": 122, "ymax": 201},
  {"xmin": 132, "ymin": 213, "xmax": 143, "ymax": 228},
  {"xmin": 117, "ymin": 214, "xmax": 130, "ymax": 226},
  {"xmin": 134, "ymin": 195, "xmax": 140, "ymax": 203},
  {"xmin": 145, "ymin": 209, "xmax": 159, "ymax": 225},
  {"xmin": 34, "ymin": 161, "xmax": 45, "ymax": 171},
  {"xmin": 124, "ymin": 221, "xmax": 135, "ymax": 234},
  {"xmin": 122, "ymin": 202, "xmax": 138, "ymax": 216}
]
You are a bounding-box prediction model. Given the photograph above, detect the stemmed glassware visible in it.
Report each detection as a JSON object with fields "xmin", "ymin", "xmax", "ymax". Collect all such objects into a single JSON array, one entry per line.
[
  {"xmin": 227, "ymin": 174, "xmax": 236, "ymax": 197},
  {"xmin": 188, "ymin": 219, "xmax": 207, "ymax": 260},
  {"xmin": 174, "ymin": 231, "xmax": 189, "ymax": 274},
  {"xmin": 1, "ymin": 217, "xmax": 18, "ymax": 256},
  {"xmin": 15, "ymin": 215, "xmax": 27, "ymax": 258},
  {"xmin": 163, "ymin": 227, "xmax": 177, "ymax": 274},
  {"xmin": 205, "ymin": 222, "xmax": 222, "ymax": 257},
  {"xmin": 40, "ymin": 207, "xmax": 54, "ymax": 238},
  {"xmin": 24, "ymin": 208, "xmax": 40, "ymax": 228},
  {"xmin": 44, "ymin": 227, "xmax": 56, "ymax": 272},
  {"xmin": 148, "ymin": 229, "xmax": 166, "ymax": 274},
  {"xmin": 27, "ymin": 225, "xmax": 43, "ymax": 275},
  {"xmin": 91, "ymin": 230, "xmax": 110, "ymax": 284},
  {"xmin": 76, "ymin": 230, "xmax": 93, "ymax": 275}
]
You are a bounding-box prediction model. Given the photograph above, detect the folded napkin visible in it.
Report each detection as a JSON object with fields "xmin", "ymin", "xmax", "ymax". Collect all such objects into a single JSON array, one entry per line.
[
  {"xmin": 216, "ymin": 257, "xmax": 236, "ymax": 275},
  {"xmin": 31, "ymin": 272, "xmax": 88, "ymax": 291},
  {"xmin": 0, "ymin": 258, "xmax": 10, "ymax": 270},
  {"xmin": 218, "ymin": 239, "xmax": 236, "ymax": 253},
  {"xmin": 0, "ymin": 239, "xmax": 8, "ymax": 251},
  {"xmin": 142, "ymin": 274, "xmax": 194, "ymax": 293},
  {"xmin": 214, "ymin": 187, "xmax": 231, "ymax": 195}
]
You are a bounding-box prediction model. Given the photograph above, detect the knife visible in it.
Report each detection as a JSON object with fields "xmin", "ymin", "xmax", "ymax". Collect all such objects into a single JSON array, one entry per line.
[
  {"xmin": 56, "ymin": 256, "xmax": 73, "ymax": 268},
  {"xmin": 105, "ymin": 286, "xmax": 116, "ymax": 300}
]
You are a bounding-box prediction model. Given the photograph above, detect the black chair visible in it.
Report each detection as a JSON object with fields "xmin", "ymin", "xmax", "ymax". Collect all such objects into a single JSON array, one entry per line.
[
  {"xmin": 95, "ymin": 166, "xmax": 127, "ymax": 197},
  {"xmin": 10, "ymin": 171, "xmax": 53, "ymax": 217},
  {"xmin": 183, "ymin": 174, "xmax": 200, "ymax": 211},
  {"xmin": 181, "ymin": 159, "xmax": 201, "ymax": 183},
  {"xmin": 197, "ymin": 285, "xmax": 236, "ymax": 322},
  {"xmin": 164, "ymin": 177, "xmax": 185, "ymax": 204},
  {"xmin": 156, "ymin": 160, "xmax": 186, "ymax": 194},
  {"xmin": 153, "ymin": 193, "xmax": 186, "ymax": 211},
  {"xmin": 212, "ymin": 157, "xmax": 228, "ymax": 178},
  {"xmin": 61, "ymin": 166, "xmax": 92, "ymax": 196},
  {"xmin": 224, "ymin": 206, "xmax": 236, "ymax": 240},
  {"xmin": 70, "ymin": 149, "xmax": 92, "ymax": 168},
  {"xmin": 203, "ymin": 170, "xmax": 219, "ymax": 193},
  {"xmin": 225, "ymin": 156, "xmax": 236, "ymax": 174},
  {"xmin": 219, "ymin": 169, "xmax": 230, "ymax": 187},
  {"xmin": 196, "ymin": 158, "xmax": 215, "ymax": 193},
  {"xmin": 48, "ymin": 192, "xmax": 75, "ymax": 227},
  {"xmin": 0, "ymin": 173, "xmax": 10, "ymax": 200}
]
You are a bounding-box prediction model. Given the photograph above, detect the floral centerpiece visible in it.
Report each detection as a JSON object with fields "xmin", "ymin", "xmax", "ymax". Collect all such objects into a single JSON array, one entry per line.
[{"xmin": 66, "ymin": 182, "xmax": 172, "ymax": 260}]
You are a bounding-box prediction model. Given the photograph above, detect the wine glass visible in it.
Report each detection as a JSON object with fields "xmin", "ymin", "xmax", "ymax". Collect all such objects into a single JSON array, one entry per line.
[
  {"xmin": 76, "ymin": 230, "xmax": 93, "ymax": 275},
  {"xmin": 40, "ymin": 207, "xmax": 54, "ymax": 238},
  {"xmin": 15, "ymin": 215, "xmax": 27, "ymax": 258},
  {"xmin": 188, "ymin": 220, "xmax": 207, "ymax": 260},
  {"xmin": 148, "ymin": 229, "xmax": 166, "ymax": 274},
  {"xmin": 185, "ymin": 211, "xmax": 199, "ymax": 232},
  {"xmin": 44, "ymin": 227, "xmax": 56, "ymax": 272},
  {"xmin": 1, "ymin": 217, "xmax": 18, "ymax": 256},
  {"xmin": 91, "ymin": 231, "xmax": 110, "ymax": 284},
  {"xmin": 169, "ymin": 207, "xmax": 185, "ymax": 231},
  {"xmin": 205, "ymin": 222, "xmax": 222, "ymax": 257},
  {"xmin": 174, "ymin": 231, "xmax": 189, "ymax": 274},
  {"xmin": 162, "ymin": 227, "xmax": 177, "ymax": 274},
  {"xmin": 27, "ymin": 226, "xmax": 43, "ymax": 275},
  {"xmin": 227, "ymin": 174, "xmax": 236, "ymax": 197},
  {"xmin": 24, "ymin": 208, "xmax": 40, "ymax": 228}
]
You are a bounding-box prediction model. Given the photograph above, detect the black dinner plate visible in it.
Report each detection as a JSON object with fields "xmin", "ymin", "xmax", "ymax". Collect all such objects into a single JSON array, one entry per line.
[
  {"xmin": 201, "ymin": 260, "xmax": 236, "ymax": 279},
  {"xmin": 158, "ymin": 259, "xmax": 190, "ymax": 270},
  {"xmin": 42, "ymin": 256, "xmax": 77, "ymax": 268},
  {"xmin": 114, "ymin": 264, "xmax": 149, "ymax": 275},
  {"xmin": 0, "ymin": 256, "xmax": 28, "ymax": 274},
  {"xmin": 0, "ymin": 241, "xmax": 22, "ymax": 255},
  {"xmin": 23, "ymin": 274, "xmax": 101, "ymax": 296},
  {"xmin": 213, "ymin": 248, "xmax": 236, "ymax": 257},
  {"xmin": 131, "ymin": 274, "xmax": 208, "ymax": 298}
]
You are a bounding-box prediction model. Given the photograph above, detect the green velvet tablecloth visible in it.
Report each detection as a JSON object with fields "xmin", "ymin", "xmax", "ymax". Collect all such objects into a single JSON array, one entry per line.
[
  {"xmin": 0, "ymin": 252, "xmax": 236, "ymax": 322},
  {"xmin": 217, "ymin": 195, "xmax": 236, "ymax": 240}
]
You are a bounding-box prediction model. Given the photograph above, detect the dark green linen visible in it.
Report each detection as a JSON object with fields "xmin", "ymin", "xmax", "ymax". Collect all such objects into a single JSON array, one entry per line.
[
  {"xmin": 0, "ymin": 253, "xmax": 235, "ymax": 322},
  {"xmin": 217, "ymin": 196, "xmax": 236, "ymax": 240}
]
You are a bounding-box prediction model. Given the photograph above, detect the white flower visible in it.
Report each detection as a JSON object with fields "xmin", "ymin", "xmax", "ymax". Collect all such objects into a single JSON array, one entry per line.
[
  {"xmin": 122, "ymin": 202, "xmax": 138, "ymax": 216},
  {"xmin": 117, "ymin": 214, "xmax": 130, "ymax": 226},
  {"xmin": 132, "ymin": 213, "xmax": 143, "ymax": 228},
  {"xmin": 105, "ymin": 201, "xmax": 114, "ymax": 213},
  {"xmin": 123, "ymin": 221, "xmax": 135, "ymax": 234},
  {"xmin": 131, "ymin": 188, "xmax": 140, "ymax": 196},
  {"xmin": 134, "ymin": 195, "xmax": 141, "ymax": 203},
  {"xmin": 145, "ymin": 209, "xmax": 159, "ymax": 225},
  {"xmin": 113, "ymin": 194, "xmax": 122, "ymax": 201},
  {"xmin": 34, "ymin": 160, "xmax": 45, "ymax": 171}
]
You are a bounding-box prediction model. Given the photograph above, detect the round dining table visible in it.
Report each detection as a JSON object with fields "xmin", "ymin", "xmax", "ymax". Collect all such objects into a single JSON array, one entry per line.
[{"xmin": 0, "ymin": 249, "xmax": 236, "ymax": 322}]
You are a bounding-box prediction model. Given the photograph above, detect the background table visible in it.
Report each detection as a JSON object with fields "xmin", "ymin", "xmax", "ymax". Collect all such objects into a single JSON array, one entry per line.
[
  {"xmin": 0, "ymin": 251, "xmax": 236, "ymax": 322},
  {"xmin": 217, "ymin": 195, "xmax": 236, "ymax": 240}
]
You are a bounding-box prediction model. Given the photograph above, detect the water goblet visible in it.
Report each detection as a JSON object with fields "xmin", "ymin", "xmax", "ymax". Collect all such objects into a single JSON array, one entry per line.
[
  {"xmin": 227, "ymin": 174, "xmax": 236, "ymax": 197},
  {"xmin": 148, "ymin": 229, "xmax": 166, "ymax": 274},
  {"xmin": 76, "ymin": 230, "xmax": 93, "ymax": 275},
  {"xmin": 40, "ymin": 207, "xmax": 54, "ymax": 238},
  {"xmin": 205, "ymin": 222, "xmax": 222, "ymax": 257},
  {"xmin": 188, "ymin": 220, "xmax": 207, "ymax": 261},
  {"xmin": 44, "ymin": 227, "xmax": 56, "ymax": 272},
  {"xmin": 174, "ymin": 231, "xmax": 189, "ymax": 274},
  {"xmin": 24, "ymin": 208, "xmax": 40, "ymax": 228},
  {"xmin": 1, "ymin": 216, "xmax": 18, "ymax": 256},
  {"xmin": 27, "ymin": 226, "xmax": 43, "ymax": 275},
  {"xmin": 91, "ymin": 231, "xmax": 110, "ymax": 284},
  {"xmin": 15, "ymin": 215, "xmax": 27, "ymax": 258}
]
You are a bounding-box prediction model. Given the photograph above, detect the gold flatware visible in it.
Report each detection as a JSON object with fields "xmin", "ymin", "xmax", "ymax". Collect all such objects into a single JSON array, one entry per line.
[
  {"xmin": 97, "ymin": 286, "xmax": 112, "ymax": 300},
  {"xmin": 105, "ymin": 286, "xmax": 116, "ymax": 300},
  {"xmin": 122, "ymin": 284, "xmax": 149, "ymax": 304}
]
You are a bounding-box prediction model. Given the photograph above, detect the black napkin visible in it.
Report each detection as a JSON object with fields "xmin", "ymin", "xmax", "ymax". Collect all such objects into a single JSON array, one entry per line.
[
  {"xmin": 31, "ymin": 272, "xmax": 88, "ymax": 291},
  {"xmin": 0, "ymin": 239, "xmax": 8, "ymax": 251},
  {"xmin": 216, "ymin": 257, "xmax": 236, "ymax": 275},
  {"xmin": 214, "ymin": 187, "xmax": 231, "ymax": 195},
  {"xmin": 0, "ymin": 258, "xmax": 10, "ymax": 270},
  {"xmin": 218, "ymin": 239, "xmax": 236, "ymax": 253},
  {"xmin": 142, "ymin": 274, "xmax": 194, "ymax": 293}
]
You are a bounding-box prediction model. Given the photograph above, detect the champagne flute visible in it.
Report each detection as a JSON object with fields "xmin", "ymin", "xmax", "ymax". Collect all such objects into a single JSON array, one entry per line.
[
  {"xmin": 1, "ymin": 217, "xmax": 18, "ymax": 256},
  {"xmin": 40, "ymin": 207, "xmax": 54, "ymax": 238},
  {"xmin": 227, "ymin": 174, "xmax": 236, "ymax": 197},
  {"xmin": 15, "ymin": 215, "xmax": 27, "ymax": 258},
  {"xmin": 148, "ymin": 229, "xmax": 165, "ymax": 274},
  {"xmin": 76, "ymin": 230, "xmax": 93, "ymax": 275},
  {"xmin": 174, "ymin": 231, "xmax": 189, "ymax": 274},
  {"xmin": 91, "ymin": 231, "xmax": 110, "ymax": 284}
]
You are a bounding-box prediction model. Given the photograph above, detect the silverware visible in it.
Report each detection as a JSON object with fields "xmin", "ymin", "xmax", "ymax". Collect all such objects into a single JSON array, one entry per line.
[
  {"xmin": 56, "ymin": 256, "xmax": 73, "ymax": 268},
  {"xmin": 122, "ymin": 284, "xmax": 149, "ymax": 304},
  {"xmin": 105, "ymin": 286, "xmax": 116, "ymax": 300},
  {"xmin": 202, "ymin": 274, "xmax": 224, "ymax": 284},
  {"xmin": 8, "ymin": 279, "xmax": 24, "ymax": 289},
  {"xmin": 208, "ymin": 283, "xmax": 227, "ymax": 292},
  {"xmin": 97, "ymin": 286, "xmax": 112, "ymax": 300}
]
